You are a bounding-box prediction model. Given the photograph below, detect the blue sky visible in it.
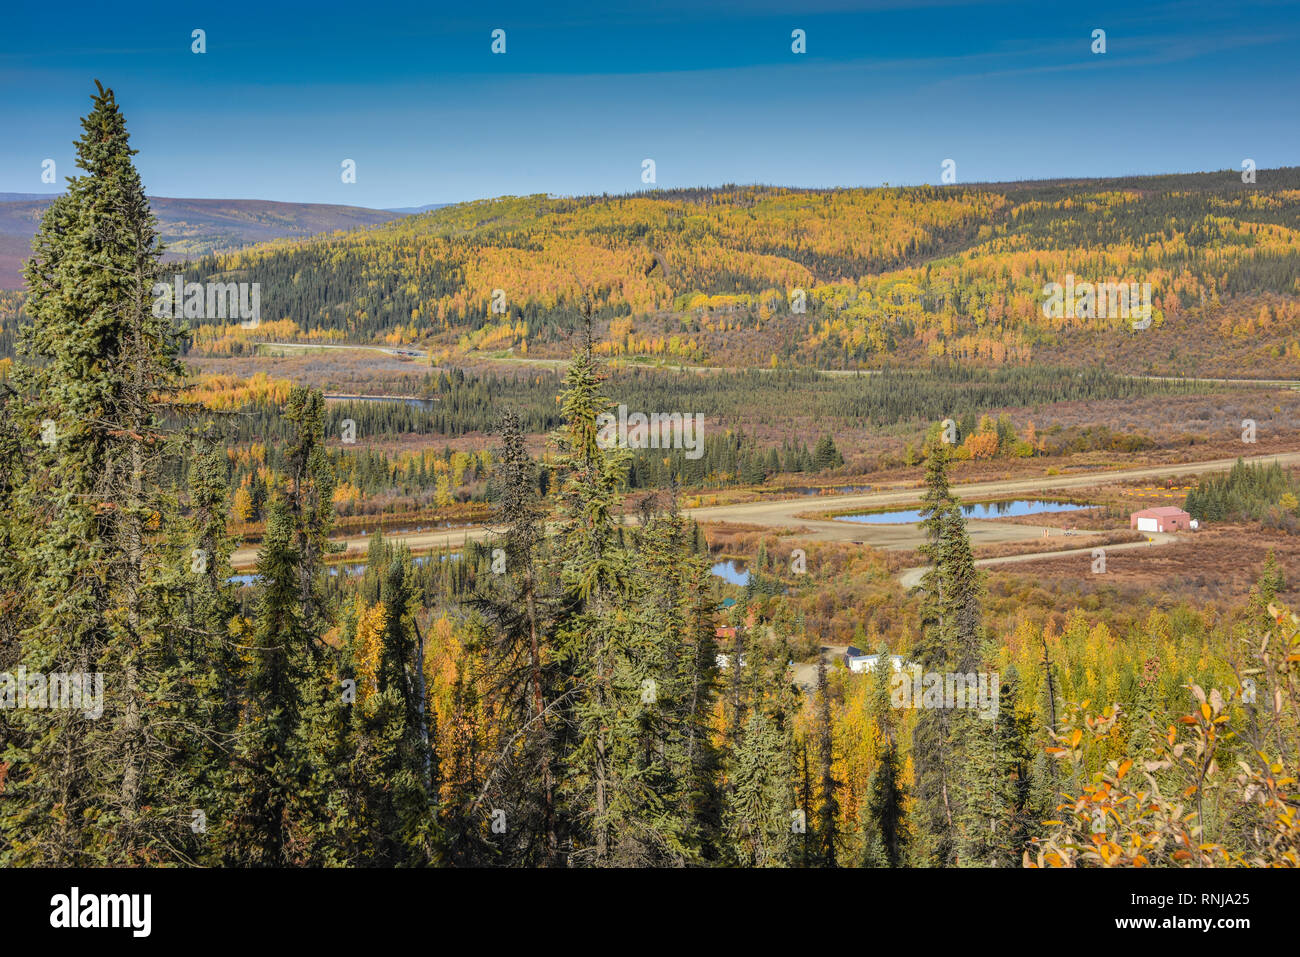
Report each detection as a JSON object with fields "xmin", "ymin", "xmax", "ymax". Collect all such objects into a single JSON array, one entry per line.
[{"xmin": 2, "ymin": 0, "xmax": 1298, "ymax": 208}]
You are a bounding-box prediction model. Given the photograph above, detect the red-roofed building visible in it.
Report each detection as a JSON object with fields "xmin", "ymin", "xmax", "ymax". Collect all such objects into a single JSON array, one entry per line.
[{"xmin": 1130, "ymin": 506, "xmax": 1193, "ymax": 533}]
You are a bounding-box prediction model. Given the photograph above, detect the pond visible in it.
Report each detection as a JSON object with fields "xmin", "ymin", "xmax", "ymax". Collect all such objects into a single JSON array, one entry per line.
[
  {"xmin": 835, "ymin": 499, "xmax": 1091, "ymax": 525},
  {"xmin": 710, "ymin": 560, "xmax": 751, "ymax": 586}
]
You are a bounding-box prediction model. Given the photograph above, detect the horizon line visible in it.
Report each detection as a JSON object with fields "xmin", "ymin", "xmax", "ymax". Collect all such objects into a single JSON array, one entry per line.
[{"xmin": 3, "ymin": 164, "xmax": 1297, "ymax": 212}]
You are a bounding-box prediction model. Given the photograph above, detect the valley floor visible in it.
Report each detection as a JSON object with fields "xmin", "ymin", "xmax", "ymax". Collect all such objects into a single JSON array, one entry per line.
[{"xmin": 229, "ymin": 449, "xmax": 1300, "ymax": 569}]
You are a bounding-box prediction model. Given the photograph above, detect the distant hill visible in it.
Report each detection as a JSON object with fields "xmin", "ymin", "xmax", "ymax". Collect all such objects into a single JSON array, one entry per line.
[
  {"xmin": 168, "ymin": 168, "xmax": 1300, "ymax": 377},
  {"xmin": 0, "ymin": 195, "xmax": 408, "ymax": 288}
]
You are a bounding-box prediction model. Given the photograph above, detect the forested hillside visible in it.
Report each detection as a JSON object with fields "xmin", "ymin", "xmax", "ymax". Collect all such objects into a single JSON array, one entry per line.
[{"xmin": 151, "ymin": 172, "xmax": 1300, "ymax": 375}]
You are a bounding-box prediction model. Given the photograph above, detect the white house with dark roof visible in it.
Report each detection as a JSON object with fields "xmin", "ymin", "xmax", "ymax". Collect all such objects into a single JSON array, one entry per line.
[{"xmin": 843, "ymin": 646, "xmax": 908, "ymax": 674}]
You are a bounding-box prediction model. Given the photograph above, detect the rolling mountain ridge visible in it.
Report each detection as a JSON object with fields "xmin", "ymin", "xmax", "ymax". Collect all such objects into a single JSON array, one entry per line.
[{"xmin": 0, "ymin": 194, "xmax": 414, "ymax": 288}]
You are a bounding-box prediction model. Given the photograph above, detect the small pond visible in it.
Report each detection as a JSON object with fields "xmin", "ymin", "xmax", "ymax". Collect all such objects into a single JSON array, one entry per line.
[
  {"xmin": 835, "ymin": 499, "xmax": 1090, "ymax": 525},
  {"xmin": 710, "ymin": 560, "xmax": 752, "ymax": 586}
]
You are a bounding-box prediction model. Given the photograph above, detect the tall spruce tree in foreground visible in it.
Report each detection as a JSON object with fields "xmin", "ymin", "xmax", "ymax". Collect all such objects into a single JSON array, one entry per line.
[
  {"xmin": 1028, "ymin": 631, "xmax": 1062, "ymax": 838},
  {"xmin": 1, "ymin": 82, "xmax": 189, "ymax": 863},
  {"xmin": 626, "ymin": 498, "xmax": 723, "ymax": 863},
  {"xmin": 551, "ymin": 326, "xmax": 717, "ymax": 865},
  {"xmin": 672, "ymin": 511, "xmax": 724, "ymax": 860},
  {"xmin": 224, "ymin": 386, "xmax": 336, "ymax": 864},
  {"xmin": 224, "ymin": 493, "xmax": 311, "ymax": 863},
  {"xmin": 548, "ymin": 325, "xmax": 723, "ymax": 865},
  {"xmin": 721, "ymin": 611, "xmax": 800, "ymax": 867},
  {"xmin": 466, "ymin": 410, "xmax": 562, "ymax": 865},
  {"xmin": 725, "ymin": 702, "xmax": 798, "ymax": 866},
  {"xmin": 952, "ymin": 650, "xmax": 1012, "ymax": 867},
  {"xmin": 863, "ymin": 643, "xmax": 908, "ymax": 867},
  {"xmin": 159, "ymin": 431, "xmax": 244, "ymax": 864},
  {"xmin": 551, "ymin": 326, "xmax": 632, "ymax": 864},
  {"xmin": 911, "ymin": 440, "xmax": 958, "ymax": 865},
  {"xmin": 813, "ymin": 657, "xmax": 840, "ymax": 866},
  {"xmin": 616, "ymin": 497, "xmax": 717, "ymax": 864},
  {"xmin": 910, "ymin": 436, "xmax": 985, "ymax": 865}
]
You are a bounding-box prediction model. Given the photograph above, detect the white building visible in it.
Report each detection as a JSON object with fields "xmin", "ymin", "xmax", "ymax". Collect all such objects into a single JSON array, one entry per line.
[{"xmin": 843, "ymin": 646, "xmax": 908, "ymax": 674}]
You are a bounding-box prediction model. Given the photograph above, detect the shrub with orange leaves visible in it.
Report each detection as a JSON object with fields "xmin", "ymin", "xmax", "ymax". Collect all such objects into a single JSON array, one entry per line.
[
  {"xmin": 1026, "ymin": 603, "xmax": 1300, "ymax": 868},
  {"xmin": 961, "ymin": 430, "xmax": 1000, "ymax": 461}
]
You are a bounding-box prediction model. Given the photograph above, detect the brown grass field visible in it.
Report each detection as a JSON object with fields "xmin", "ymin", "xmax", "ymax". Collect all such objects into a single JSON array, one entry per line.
[{"xmin": 985, "ymin": 523, "xmax": 1300, "ymax": 606}]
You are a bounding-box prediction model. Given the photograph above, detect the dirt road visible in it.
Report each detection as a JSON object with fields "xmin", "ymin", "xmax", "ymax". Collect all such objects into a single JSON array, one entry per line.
[
  {"xmin": 791, "ymin": 645, "xmax": 851, "ymax": 691},
  {"xmin": 895, "ymin": 532, "xmax": 1175, "ymax": 589},
  {"xmin": 255, "ymin": 343, "xmax": 1300, "ymax": 389}
]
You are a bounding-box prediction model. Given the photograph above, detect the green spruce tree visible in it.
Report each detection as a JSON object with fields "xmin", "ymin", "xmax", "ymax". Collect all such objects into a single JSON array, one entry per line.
[{"xmin": 1, "ymin": 82, "xmax": 189, "ymax": 863}]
